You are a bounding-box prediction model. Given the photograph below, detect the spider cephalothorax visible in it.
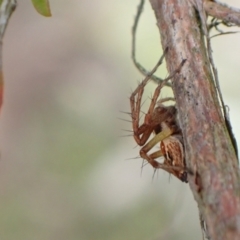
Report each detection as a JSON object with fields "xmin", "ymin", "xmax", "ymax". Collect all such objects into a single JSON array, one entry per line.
[{"xmin": 130, "ymin": 67, "xmax": 187, "ymax": 183}]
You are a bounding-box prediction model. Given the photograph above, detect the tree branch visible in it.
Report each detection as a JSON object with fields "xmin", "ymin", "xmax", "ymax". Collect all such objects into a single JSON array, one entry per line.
[
  {"xmin": 204, "ymin": 0, "xmax": 240, "ymax": 26},
  {"xmin": 148, "ymin": 0, "xmax": 240, "ymax": 239},
  {"xmin": 0, "ymin": 0, "xmax": 16, "ymax": 111}
]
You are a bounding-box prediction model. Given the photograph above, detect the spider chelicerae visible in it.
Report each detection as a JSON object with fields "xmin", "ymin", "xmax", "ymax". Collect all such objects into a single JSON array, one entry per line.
[{"xmin": 130, "ymin": 53, "xmax": 188, "ymax": 183}]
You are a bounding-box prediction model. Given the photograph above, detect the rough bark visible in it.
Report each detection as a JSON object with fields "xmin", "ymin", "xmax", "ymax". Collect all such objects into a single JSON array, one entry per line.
[
  {"xmin": 148, "ymin": 0, "xmax": 240, "ymax": 239},
  {"xmin": 204, "ymin": 0, "xmax": 240, "ymax": 26}
]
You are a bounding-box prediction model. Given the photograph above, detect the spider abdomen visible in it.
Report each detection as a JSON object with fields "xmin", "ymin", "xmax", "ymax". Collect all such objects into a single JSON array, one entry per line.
[{"xmin": 161, "ymin": 136, "xmax": 187, "ymax": 182}]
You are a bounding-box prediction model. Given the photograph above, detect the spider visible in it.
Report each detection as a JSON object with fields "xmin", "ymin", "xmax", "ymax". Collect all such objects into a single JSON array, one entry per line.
[{"xmin": 130, "ymin": 55, "xmax": 188, "ymax": 183}]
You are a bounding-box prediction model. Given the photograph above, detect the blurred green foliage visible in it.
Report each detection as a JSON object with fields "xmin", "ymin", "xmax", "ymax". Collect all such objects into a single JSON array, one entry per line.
[
  {"xmin": 31, "ymin": 0, "xmax": 51, "ymax": 17},
  {"xmin": 0, "ymin": 0, "xmax": 239, "ymax": 239}
]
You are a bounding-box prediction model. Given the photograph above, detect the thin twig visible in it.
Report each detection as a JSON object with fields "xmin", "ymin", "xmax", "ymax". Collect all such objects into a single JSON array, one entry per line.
[
  {"xmin": 132, "ymin": 0, "xmax": 172, "ymax": 86},
  {"xmin": 0, "ymin": 0, "xmax": 16, "ymax": 38},
  {"xmin": 0, "ymin": 0, "xmax": 17, "ymax": 111},
  {"xmin": 204, "ymin": 0, "xmax": 240, "ymax": 26}
]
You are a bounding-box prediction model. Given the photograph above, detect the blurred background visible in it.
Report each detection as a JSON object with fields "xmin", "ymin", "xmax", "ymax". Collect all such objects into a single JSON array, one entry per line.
[{"xmin": 0, "ymin": 0, "xmax": 239, "ymax": 239}]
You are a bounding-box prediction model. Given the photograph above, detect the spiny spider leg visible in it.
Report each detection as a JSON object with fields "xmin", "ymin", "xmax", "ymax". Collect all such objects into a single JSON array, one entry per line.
[
  {"xmin": 139, "ymin": 128, "xmax": 172, "ymax": 168},
  {"xmin": 130, "ymin": 55, "xmax": 187, "ymax": 182},
  {"xmin": 141, "ymin": 135, "xmax": 187, "ymax": 179},
  {"xmin": 144, "ymin": 58, "xmax": 186, "ymax": 119},
  {"xmin": 130, "ymin": 49, "xmax": 168, "ymax": 144},
  {"xmin": 131, "ymin": 57, "xmax": 186, "ymax": 147},
  {"xmin": 137, "ymin": 130, "xmax": 188, "ymax": 182}
]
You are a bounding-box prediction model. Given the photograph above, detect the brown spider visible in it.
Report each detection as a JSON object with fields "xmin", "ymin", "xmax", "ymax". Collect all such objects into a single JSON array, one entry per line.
[{"xmin": 130, "ymin": 56, "xmax": 187, "ymax": 183}]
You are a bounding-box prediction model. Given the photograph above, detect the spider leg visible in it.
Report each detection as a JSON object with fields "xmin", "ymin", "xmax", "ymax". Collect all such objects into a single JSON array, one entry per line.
[
  {"xmin": 158, "ymin": 97, "xmax": 175, "ymax": 104},
  {"xmin": 132, "ymin": 60, "xmax": 186, "ymax": 145},
  {"xmin": 139, "ymin": 128, "xmax": 172, "ymax": 168},
  {"xmin": 148, "ymin": 150, "xmax": 164, "ymax": 159},
  {"xmin": 140, "ymin": 130, "xmax": 188, "ymax": 182},
  {"xmin": 142, "ymin": 146, "xmax": 183, "ymax": 179},
  {"xmin": 130, "ymin": 48, "xmax": 168, "ymax": 106},
  {"xmin": 133, "ymin": 125, "xmax": 153, "ymax": 146},
  {"xmin": 145, "ymin": 59, "xmax": 186, "ymax": 120},
  {"xmin": 130, "ymin": 53, "xmax": 168, "ymax": 145}
]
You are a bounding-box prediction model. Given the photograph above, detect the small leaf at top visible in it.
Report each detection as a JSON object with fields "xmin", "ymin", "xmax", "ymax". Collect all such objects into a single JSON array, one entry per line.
[{"xmin": 31, "ymin": 0, "xmax": 52, "ymax": 17}]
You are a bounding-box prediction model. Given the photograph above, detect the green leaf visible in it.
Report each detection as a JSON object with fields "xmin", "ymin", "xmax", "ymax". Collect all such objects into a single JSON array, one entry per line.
[{"xmin": 31, "ymin": 0, "xmax": 52, "ymax": 17}]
